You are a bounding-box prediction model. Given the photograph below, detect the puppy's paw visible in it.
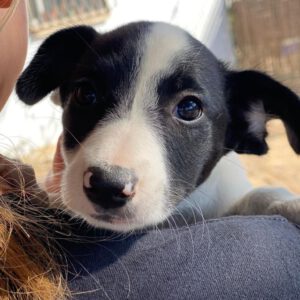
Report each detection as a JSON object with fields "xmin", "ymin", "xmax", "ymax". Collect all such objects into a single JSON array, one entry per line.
[
  {"xmin": 267, "ymin": 199, "xmax": 300, "ymax": 224},
  {"xmin": 225, "ymin": 187, "xmax": 300, "ymax": 224}
]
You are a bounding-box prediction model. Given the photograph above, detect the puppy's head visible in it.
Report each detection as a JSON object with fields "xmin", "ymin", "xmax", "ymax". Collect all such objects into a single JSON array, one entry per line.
[{"xmin": 17, "ymin": 22, "xmax": 300, "ymax": 231}]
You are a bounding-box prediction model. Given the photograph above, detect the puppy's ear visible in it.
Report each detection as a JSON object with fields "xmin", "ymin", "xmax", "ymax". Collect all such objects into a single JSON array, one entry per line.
[
  {"xmin": 16, "ymin": 25, "xmax": 97, "ymax": 105},
  {"xmin": 225, "ymin": 70, "xmax": 300, "ymax": 155}
]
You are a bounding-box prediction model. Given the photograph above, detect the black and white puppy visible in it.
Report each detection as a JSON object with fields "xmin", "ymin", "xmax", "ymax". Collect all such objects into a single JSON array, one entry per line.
[{"xmin": 17, "ymin": 22, "xmax": 300, "ymax": 232}]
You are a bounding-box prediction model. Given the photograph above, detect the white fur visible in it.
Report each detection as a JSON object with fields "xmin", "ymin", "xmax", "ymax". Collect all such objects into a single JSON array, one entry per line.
[
  {"xmin": 134, "ymin": 22, "xmax": 189, "ymax": 110},
  {"xmin": 62, "ymin": 118, "xmax": 169, "ymax": 231},
  {"xmin": 246, "ymin": 101, "xmax": 267, "ymax": 139},
  {"xmin": 178, "ymin": 152, "xmax": 253, "ymax": 219}
]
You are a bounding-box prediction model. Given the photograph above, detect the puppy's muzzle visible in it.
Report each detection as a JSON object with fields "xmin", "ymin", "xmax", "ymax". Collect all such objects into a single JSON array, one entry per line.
[{"xmin": 83, "ymin": 165, "xmax": 138, "ymax": 209}]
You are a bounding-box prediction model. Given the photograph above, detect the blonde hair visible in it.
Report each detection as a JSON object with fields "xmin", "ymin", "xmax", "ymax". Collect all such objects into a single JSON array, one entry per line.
[
  {"xmin": 0, "ymin": 197, "xmax": 69, "ymax": 299},
  {"xmin": 0, "ymin": 0, "xmax": 20, "ymax": 32}
]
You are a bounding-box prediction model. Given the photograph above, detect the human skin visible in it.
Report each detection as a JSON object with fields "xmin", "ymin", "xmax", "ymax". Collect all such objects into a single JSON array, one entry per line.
[
  {"xmin": 0, "ymin": 0, "xmax": 28, "ymax": 109},
  {"xmin": 0, "ymin": 0, "xmax": 63, "ymax": 193}
]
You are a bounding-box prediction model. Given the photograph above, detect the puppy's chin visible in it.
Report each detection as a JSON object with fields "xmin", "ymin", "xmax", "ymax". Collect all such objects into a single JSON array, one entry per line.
[
  {"xmin": 65, "ymin": 205, "xmax": 171, "ymax": 232},
  {"xmin": 61, "ymin": 185, "xmax": 171, "ymax": 232},
  {"xmin": 79, "ymin": 213, "xmax": 164, "ymax": 232}
]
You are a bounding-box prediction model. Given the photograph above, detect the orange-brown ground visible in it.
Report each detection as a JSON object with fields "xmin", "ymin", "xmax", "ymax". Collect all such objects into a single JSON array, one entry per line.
[{"xmin": 239, "ymin": 120, "xmax": 300, "ymax": 194}]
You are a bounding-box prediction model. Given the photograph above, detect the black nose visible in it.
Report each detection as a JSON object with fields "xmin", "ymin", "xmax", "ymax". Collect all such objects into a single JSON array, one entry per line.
[{"xmin": 83, "ymin": 166, "xmax": 138, "ymax": 209}]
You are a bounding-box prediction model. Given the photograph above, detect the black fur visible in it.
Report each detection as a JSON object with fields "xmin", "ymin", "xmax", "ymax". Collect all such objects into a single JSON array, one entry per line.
[
  {"xmin": 17, "ymin": 23, "xmax": 149, "ymax": 149},
  {"xmin": 16, "ymin": 26, "xmax": 98, "ymax": 104},
  {"xmin": 225, "ymin": 70, "xmax": 300, "ymax": 155}
]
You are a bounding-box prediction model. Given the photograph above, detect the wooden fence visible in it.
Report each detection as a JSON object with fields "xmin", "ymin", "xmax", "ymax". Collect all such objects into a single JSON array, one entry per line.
[
  {"xmin": 28, "ymin": 0, "xmax": 110, "ymax": 38},
  {"xmin": 231, "ymin": 0, "xmax": 300, "ymax": 93}
]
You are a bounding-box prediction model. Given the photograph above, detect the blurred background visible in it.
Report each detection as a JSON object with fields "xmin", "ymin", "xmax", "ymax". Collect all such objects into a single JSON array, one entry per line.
[{"xmin": 0, "ymin": 0, "xmax": 299, "ymax": 193}]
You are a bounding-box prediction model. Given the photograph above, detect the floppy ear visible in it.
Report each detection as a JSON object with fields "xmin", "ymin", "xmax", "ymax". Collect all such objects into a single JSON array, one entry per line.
[
  {"xmin": 225, "ymin": 70, "xmax": 300, "ymax": 155},
  {"xmin": 16, "ymin": 25, "xmax": 97, "ymax": 105}
]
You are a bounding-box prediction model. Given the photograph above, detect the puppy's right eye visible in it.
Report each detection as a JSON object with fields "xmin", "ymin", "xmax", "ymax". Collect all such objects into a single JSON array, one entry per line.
[
  {"xmin": 74, "ymin": 84, "xmax": 97, "ymax": 106},
  {"xmin": 174, "ymin": 96, "xmax": 203, "ymax": 122}
]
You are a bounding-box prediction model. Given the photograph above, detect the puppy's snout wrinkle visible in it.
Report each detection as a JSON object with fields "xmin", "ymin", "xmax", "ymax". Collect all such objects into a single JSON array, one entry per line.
[{"xmin": 83, "ymin": 166, "xmax": 138, "ymax": 209}]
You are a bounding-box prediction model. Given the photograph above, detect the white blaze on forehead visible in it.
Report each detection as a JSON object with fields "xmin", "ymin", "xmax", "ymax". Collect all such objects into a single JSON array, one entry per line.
[
  {"xmin": 141, "ymin": 23, "xmax": 189, "ymax": 80},
  {"xmin": 132, "ymin": 22, "xmax": 190, "ymax": 111}
]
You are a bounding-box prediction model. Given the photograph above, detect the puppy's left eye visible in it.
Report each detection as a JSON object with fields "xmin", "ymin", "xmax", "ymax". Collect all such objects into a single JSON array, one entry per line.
[
  {"xmin": 175, "ymin": 96, "xmax": 203, "ymax": 122},
  {"xmin": 74, "ymin": 84, "xmax": 97, "ymax": 106}
]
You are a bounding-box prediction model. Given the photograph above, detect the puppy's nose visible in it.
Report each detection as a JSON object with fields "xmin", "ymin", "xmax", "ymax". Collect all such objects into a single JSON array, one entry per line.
[{"xmin": 83, "ymin": 166, "xmax": 137, "ymax": 209}]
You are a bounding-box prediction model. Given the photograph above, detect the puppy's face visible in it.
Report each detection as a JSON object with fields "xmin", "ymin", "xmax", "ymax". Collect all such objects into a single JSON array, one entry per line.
[
  {"xmin": 57, "ymin": 23, "xmax": 227, "ymax": 231},
  {"xmin": 17, "ymin": 22, "xmax": 300, "ymax": 232}
]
